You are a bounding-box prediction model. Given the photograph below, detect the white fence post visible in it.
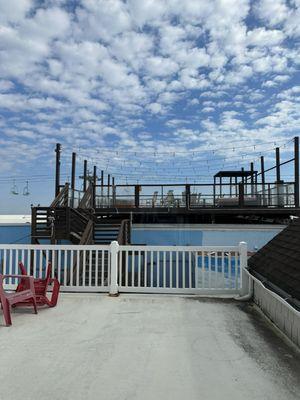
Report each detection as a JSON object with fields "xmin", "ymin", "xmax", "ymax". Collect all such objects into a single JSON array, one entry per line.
[
  {"xmin": 239, "ymin": 241, "xmax": 249, "ymax": 296},
  {"xmin": 109, "ymin": 241, "xmax": 119, "ymax": 296}
]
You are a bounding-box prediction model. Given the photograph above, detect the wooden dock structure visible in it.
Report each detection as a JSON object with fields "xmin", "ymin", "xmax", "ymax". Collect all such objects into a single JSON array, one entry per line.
[{"xmin": 31, "ymin": 137, "xmax": 300, "ymax": 244}]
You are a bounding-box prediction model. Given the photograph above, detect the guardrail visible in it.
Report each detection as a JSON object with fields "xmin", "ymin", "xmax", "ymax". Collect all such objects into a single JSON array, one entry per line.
[
  {"xmin": 0, "ymin": 244, "xmax": 110, "ymax": 292},
  {"xmin": 93, "ymin": 182, "xmax": 296, "ymax": 209},
  {"xmin": 0, "ymin": 242, "xmax": 248, "ymax": 296}
]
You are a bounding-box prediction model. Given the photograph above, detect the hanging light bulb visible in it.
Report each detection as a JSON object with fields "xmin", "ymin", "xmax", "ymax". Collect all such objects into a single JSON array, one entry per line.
[
  {"xmin": 11, "ymin": 180, "xmax": 19, "ymax": 195},
  {"xmin": 23, "ymin": 181, "xmax": 30, "ymax": 196}
]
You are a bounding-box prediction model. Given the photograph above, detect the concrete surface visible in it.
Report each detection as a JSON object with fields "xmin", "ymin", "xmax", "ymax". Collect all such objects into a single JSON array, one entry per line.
[{"xmin": 0, "ymin": 294, "xmax": 300, "ymax": 400}]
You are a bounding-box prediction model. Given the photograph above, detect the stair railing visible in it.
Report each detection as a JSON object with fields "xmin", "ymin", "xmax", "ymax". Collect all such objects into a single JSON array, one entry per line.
[
  {"xmin": 78, "ymin": 183, "xmax": 93, "ymax": 209},
  {"xmin": 117, "ymin": 219, "xmax": 131, "ymax": 245},
  {"xmin": 50, "ymin": 183, "xmax": 69, "ymax": 208},
  {"xmin": 68, "ymin": 219, "xmax": 94, "ymax": 285}
]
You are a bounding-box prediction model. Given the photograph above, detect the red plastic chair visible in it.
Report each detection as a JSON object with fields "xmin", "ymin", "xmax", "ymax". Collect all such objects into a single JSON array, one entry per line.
[
  {"xmin": 0, "ymin": 274, "xmax": 37, "ymax": 326},
  {"xmin": 17, "ymin": 262, "xmax": 60, "ymax": 308}
]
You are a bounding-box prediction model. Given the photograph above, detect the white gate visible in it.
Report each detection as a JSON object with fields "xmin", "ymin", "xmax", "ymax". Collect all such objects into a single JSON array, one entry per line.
[{"xmin": 116, "ymin": 244, "xmax": 247, "ymax": 295}]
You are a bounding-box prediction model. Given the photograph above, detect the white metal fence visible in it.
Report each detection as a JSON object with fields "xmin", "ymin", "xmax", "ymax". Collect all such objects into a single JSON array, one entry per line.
[{"xmin": 0, "ymin": 242, "xmax": 248, "ymax": 296}]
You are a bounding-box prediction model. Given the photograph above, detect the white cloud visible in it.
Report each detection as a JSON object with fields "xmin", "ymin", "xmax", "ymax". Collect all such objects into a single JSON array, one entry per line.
[{"xmin": 0, "ymin": 0, "xmax": 299, "ymax": 184}]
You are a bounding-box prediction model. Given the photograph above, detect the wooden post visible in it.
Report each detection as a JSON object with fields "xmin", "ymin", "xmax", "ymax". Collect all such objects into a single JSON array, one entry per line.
[
  {"xmin": 238, "ymin": 182, "xmax": 244, "ymax": 207},
  {"xmin": 230, "ymin": 177, "xmax": 232, "ymax": 197},
  {"xmin": 260, "ymin": 156, "xmax": 265, "ymax": 206},
  {"xmin": 213, "ymin": 177, "xmax": 216, "ymax": 206},
  {"xmin": 83, "ymin": 160, "xmax": 87, "ymax": 192},
  {"xmin": 93, "ymin": 166, "xmax": 97, "ymax": 208},
  {"xmin": 294, "ymin": 136, "xmax": 299, "ymax": 207},
  {"xmin": 135, "ymin": 185, "xmax": 140, "ymax": 208},
  {"xmin": 239, "ymin": 167, "xmax": 247, "ymax": 192},
  {"xmin": 101, "ymin": 170, "xmax": 104, "ymax": 187},
  {"xmin": 185, "ymin": 184, "xmax": 190, "ymax": 209},
  {"xmin": 71, "ymin": 152, "xmax": 76, "ymax": 190},
  {"xmin": 112, "ymin": 177, "xmax": 115, "ymax": 206},
  {"xmin": 109, "ymin": 241, "xmax": 119, "ymax": 296},
  {"xmin": 250, "ymin": 162, "xmax": 254, "ymax": 196},
  {"xmin": 55, "ymin": 143, "xmax": 61, "ymax": 197},
  {"xmin": 276, "ymin": 147, "xmax": 280, "ymax": 182},
  {"xmin": 107, "ymin": 174, "xmax": 110, "ymax": 205}
]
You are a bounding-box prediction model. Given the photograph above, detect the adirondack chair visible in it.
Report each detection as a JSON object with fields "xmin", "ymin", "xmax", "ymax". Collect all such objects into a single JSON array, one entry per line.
[
  {"xmin": 17, "ymin": 262, "xmax": 60, "ymax": 308},
  {"xmin": 0, "ymin": 274, "xmax": 37, "ymax": 326}
]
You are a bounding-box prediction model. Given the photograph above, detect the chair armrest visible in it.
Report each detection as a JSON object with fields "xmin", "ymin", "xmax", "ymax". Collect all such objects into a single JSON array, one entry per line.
[
  {"xmin": 1, "ymin": 275, "xmax": 35, "ymax": 293},
  {"xmin": 2, "ymin": 274, "xmax": 32, "ymax": 279}
]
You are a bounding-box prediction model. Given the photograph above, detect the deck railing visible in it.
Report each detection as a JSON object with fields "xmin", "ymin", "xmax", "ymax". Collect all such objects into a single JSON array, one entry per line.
[
  {"xmin": 92, "ymin": 182, "xmax": 296, "ymax": 209},
  {"xmin": 0, "ymin": 242, "xmax": 249, "ymax": 296}
]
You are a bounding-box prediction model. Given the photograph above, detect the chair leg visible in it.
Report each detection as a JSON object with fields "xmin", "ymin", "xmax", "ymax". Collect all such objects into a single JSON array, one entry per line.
[
  {"xmin": 2, "ymin": 300, "xmax": 12, "ymax": 326},
  {"xmin": 32, "ymin": 297, "xmax": 38, "ymax": 315}
]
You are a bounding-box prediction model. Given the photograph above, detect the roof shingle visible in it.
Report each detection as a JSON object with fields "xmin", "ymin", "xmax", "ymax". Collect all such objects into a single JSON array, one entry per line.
[{"xmin": 248, "ymin": 218, "xmax": 300, "ymax": 302}]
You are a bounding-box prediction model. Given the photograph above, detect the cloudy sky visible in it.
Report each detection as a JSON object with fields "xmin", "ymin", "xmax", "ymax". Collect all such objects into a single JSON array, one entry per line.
[{"xmin": 0, "ymin": 0, "xmax": 299, "ymax": 212}]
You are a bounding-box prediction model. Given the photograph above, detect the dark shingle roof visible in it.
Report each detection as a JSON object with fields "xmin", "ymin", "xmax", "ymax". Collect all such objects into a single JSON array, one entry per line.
[{"xmin": 248, "ymin": 218, "xmax": 300, "ymax": 302}]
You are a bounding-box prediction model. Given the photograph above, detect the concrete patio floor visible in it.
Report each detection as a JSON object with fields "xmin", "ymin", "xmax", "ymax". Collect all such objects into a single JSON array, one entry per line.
[{"xmin": 1, "ymin": 294, "xmax": 300, "ymax": 400}]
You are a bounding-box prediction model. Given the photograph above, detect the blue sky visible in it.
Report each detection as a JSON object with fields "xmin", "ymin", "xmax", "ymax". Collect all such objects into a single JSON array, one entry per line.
[{"xmin": 0, "ymin": 0, "xmax": 299, "ymax": 213}]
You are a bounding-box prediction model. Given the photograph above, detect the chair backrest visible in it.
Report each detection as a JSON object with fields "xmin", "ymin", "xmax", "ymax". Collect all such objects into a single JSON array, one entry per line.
[
  {"xmin": 19, "ymin": 261, "xmax": 52, "ymax": 281},
  {"xmin": 0, "ymin": 275, "xmax": 4, "ymax": 296}
]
